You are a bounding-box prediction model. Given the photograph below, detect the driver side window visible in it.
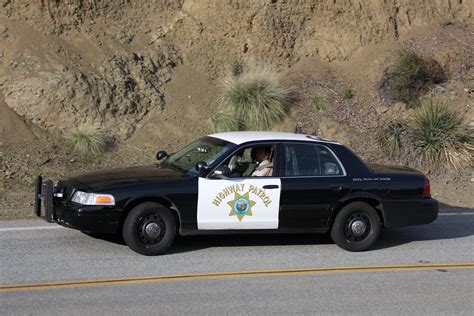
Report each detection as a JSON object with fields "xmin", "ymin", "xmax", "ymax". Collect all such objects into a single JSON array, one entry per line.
[
  {"xmin": 221, "ymin": 145, "xmax": 275, "ymax": 178},
  {"xmin": 228, "ymin": 147, "xmax": 257, "ymax": 177}
]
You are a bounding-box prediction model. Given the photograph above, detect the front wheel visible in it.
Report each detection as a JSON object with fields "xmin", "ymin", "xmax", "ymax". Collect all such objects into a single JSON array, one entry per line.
[
  {"xmin": 123, "ymin": 202, "xmax": 176, "ymax": 256},
  {"xmin": 330, "ymin": 202, "xmax": 381, "ymax": 251}
]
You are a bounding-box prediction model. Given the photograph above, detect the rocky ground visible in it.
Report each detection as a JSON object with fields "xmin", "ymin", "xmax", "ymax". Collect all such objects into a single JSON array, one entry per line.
[{"xmin": 0, "ymin": 1, "xmax": 473, "ymax": 219}]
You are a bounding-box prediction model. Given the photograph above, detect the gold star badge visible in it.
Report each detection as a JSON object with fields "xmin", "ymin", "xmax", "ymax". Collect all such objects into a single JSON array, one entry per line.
[{"xmin": 228, "ymin": 192, "xmax": 256, "ymax": 222}]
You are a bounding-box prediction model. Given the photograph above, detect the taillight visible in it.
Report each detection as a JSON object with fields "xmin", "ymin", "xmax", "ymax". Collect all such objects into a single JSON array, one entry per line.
[{"xmin": 423, "ymin": 178, "xmax": 431, "ymax": 198}]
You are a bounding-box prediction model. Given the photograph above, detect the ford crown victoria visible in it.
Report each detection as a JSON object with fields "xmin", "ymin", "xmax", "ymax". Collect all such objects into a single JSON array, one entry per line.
[{"xmin": 35, "ymin": 131, "xmax": 439, "ymax": 255}]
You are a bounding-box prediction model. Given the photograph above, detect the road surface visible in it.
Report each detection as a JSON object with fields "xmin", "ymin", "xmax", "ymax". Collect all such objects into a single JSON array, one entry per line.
[{"xmin": 1, "ymin": 208, "xmax": 473, "ymax": 315}]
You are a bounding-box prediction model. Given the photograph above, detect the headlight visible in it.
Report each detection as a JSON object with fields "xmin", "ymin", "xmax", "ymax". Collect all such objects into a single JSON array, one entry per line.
[{"xmin": 71, "ymin": 191, "xmax": 115, "ymax": 206}]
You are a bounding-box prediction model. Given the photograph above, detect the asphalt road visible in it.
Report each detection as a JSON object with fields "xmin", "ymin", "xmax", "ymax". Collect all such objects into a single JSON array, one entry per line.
[{"xmin": 1, "ymin": 208, "xmax": 473, "ymax": 315}]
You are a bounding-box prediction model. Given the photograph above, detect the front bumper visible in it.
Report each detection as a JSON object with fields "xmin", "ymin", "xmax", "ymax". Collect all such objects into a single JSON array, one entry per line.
[
  {"xmin": 54, "ymin": 203, "xmax": 122, "ymax": 234},
  {"xmin": 34, "ymin": 176, "xmax": 122, "ymax": 234},
  {"xmin": 382, "ymin": 197, "xmax": 439, "ymax": 228}
]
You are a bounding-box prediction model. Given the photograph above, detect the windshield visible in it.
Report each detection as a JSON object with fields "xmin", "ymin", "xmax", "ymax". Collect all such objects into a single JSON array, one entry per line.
[{"xmin": 163, "ymin": 137, "xmax": 236, "ymax": 174}]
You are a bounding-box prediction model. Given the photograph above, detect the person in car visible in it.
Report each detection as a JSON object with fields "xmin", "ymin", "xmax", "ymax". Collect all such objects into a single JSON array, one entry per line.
[{"xmin": 251, "ymin": 147, "xmax": 273, "ymax": 176}]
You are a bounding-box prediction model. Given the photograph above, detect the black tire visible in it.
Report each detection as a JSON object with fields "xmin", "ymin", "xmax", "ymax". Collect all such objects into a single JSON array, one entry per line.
[
  {"xmin": 122, "ymin": 202, "xmax": 176, "ymax": 256},
  {"xmin": 330, "ymin": 201, "xmax": 381, "ymax": 252}
]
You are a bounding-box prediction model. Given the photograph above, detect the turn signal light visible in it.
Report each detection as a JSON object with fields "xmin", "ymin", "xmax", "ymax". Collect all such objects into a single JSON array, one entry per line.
[{"xmin": 96, "ymin": 196, "xmax": 114, "ymax": 204}]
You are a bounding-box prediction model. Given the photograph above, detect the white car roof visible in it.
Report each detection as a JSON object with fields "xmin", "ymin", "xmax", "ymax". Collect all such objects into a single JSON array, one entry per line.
[{"xmin": 209, "ymin": 131, "xmax": 340, "ymax": 145}]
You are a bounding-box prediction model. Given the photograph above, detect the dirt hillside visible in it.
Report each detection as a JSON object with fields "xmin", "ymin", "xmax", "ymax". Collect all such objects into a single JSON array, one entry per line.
[{"xmin": 0, "ymin": 0, "xmax": 473, "ymax": 217}]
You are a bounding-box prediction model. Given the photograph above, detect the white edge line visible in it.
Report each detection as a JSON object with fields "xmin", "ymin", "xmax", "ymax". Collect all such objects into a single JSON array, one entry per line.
[
  {"xmin": 0, "ymin": 226, "xmax": 64, "ymax": 232},
  {"xmin": 438, "ymin": 212, "xmax": 474, "ymax": 216}
]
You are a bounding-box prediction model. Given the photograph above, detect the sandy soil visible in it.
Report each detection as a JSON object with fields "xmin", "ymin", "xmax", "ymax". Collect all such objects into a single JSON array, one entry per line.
[{"xmin": 0, "ymin": 1, "xmax": 473, "ymax": 219}]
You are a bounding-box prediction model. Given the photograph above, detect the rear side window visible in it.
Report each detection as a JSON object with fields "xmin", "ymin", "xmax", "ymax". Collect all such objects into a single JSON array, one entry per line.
[{"xmin": 283, "ymin": 143, "xmax": 343, "ymax": 176}]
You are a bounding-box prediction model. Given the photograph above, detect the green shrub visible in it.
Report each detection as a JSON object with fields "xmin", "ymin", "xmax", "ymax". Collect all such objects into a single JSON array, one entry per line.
[
  {"xmin": 382, "ymin": 49, "xmax": 445, "ymax": 107},
  {"xmin": 343, "ymin": 89, "xmax": 353, "ymax": 100},
  {"xmin": 211, "ymin": 111, "xmax": 242, "ymax": 132},
  {"xmin": 379, "ymin": 100, "xmax": 473, "ymax": 170},
  {"xmin": 212, "ymin": 72, "xmax": 291, "ymax": 131},
  {"xmin": 66, "ymin": 123, "xmax": 109, "ymax": 158},
  {"xmin": 411, "ymin": 101, "xmax": 473, "ymax": 169},
  {"xmin": 311, "ymin": 94, "xmax": 328, "ymax": 110},
  {"xmin": 379, "ymin": 121, "xmax": 409, "ymax": 156}
]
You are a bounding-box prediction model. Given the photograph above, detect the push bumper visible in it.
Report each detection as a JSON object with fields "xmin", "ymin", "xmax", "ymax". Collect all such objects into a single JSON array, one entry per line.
[
  {"xmin": 34, "ymin": 176, "xmax": 121, "ymax": 234},
  {"xmin": 382, "ymin": 198, "xmax": 439, "ymax": 228}
]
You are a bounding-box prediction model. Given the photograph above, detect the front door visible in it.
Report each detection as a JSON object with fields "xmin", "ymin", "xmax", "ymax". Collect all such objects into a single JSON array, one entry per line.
[
  {"xmin": 197, "ymin": 143, "xmax": 281, "ymax": 230},
  {"xmin": 197, "ymin": 177, "xmax": 281, "ymax": 229}
]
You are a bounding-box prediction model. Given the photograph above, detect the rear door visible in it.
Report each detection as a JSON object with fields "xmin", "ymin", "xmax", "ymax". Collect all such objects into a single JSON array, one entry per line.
[{"xmin": 279, "ymin": 142, "xmax": 351, "ymax": 229}]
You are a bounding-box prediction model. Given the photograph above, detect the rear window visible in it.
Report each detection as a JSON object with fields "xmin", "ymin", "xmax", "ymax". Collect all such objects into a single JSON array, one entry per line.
[{"xmin": 283, "ymin": 143, "xmax": 343, "ymax": 176}]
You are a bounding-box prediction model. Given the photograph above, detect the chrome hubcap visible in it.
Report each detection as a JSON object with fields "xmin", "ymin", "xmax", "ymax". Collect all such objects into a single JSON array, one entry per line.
[
  {"xmin": 145, "ymin": 222, "xmax": 161, "ymax": 239},
  {"xmin": 344, "ymin": 212, "xmax": 371, "ymax": 242},
  {"xmin": 351, "ymin": 220, "xmax": 366, "ymax": 236}
]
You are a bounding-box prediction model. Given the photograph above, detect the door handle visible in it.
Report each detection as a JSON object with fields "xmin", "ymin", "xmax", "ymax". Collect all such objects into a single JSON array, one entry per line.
[
  {"xmin": 331, "ymin": 186, "xmax": 343, "ymax": 191},
  {"xmin": 263, "ymin": 185, "xmax": 279, "ymax": 189}
]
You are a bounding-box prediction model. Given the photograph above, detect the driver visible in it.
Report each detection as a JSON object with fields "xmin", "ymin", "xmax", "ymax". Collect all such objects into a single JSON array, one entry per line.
[{"xmin": 251, "ymin": 147, "xmax": 273, "ymax": 177}]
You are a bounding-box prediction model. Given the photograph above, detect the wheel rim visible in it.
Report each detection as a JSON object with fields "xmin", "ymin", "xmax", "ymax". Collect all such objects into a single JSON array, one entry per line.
[
  {"xmin": 137, "ymin": 213, "xmax": 166, "ymax": 245},
  {"xmin": 344, "ymin": 212, "xmax": 371, "ymax": 242}
]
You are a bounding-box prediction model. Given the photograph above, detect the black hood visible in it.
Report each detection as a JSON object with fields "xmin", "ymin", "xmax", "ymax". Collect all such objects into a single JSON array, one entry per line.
[{"xmin": 65, "ymin": 164, "xmax": 186, "ymax": 190}]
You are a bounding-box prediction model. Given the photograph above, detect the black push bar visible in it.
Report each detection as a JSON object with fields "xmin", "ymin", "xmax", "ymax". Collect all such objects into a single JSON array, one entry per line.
[{"xmin": 34, "ymin": 175, "xmax": 55, "ymax": 223}]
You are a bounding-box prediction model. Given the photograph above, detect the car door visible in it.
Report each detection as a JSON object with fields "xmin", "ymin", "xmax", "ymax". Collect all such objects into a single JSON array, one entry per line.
[
  {"xmin": 279, "ymin": 142, "xmax": 351, "ymax": 229},
  {"xmin": 197, "ymin": 144, "xmax": 281, "ymax": 230}
]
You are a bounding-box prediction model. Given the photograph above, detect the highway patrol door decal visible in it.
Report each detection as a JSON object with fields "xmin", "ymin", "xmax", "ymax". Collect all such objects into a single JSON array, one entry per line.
[{"xmin": 197, "ymin": 177, "xmax": 281, "ymax": 229}]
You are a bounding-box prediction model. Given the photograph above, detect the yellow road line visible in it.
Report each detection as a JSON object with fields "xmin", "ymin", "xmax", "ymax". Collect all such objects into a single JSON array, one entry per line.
[{"xmin": 1, "ymin": 263, "xmax": 473, "ymax": 293}]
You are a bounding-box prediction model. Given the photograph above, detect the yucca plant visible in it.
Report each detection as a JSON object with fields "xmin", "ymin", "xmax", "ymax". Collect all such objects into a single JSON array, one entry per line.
[
  {"xmin": 411, "ymin": 101, "xmax": 473, "ymax": 170},
  {"xmin": 66, "ymin": 123, "xmax": 109, "ymax": 158},
  {"xmin": 379, "ymin": 121, "xmax": 409, "ymax": 157},
  {"xmin": 212, "ymin": 71, "xmax": 291, "ymax": 132}
]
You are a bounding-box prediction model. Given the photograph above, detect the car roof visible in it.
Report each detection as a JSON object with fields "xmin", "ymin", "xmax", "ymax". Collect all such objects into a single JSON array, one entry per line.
[{"xmin": 208, "ymin": 131, "xmax": 340, "ymax": 145}]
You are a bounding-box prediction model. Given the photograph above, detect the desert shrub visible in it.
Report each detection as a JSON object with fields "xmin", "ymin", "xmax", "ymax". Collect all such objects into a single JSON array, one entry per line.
[
  {"xmin": 66, "ymin": 123, "xmax": 109, "ymax": 158},
  {"xmin": 212, "ymin": 71, "xmax": 291, "ymax": 131},
  {"xmin": 410, "ymin": 101, "xmax": 473, "ymax": 169},
  {"xmin": 379, "ymin": 100, "xmax": 473, "ymax": 170},
  {"xmin": 311, "ymin": 94, "xmax": 328, "ymax": 110},
  {"xmin": 211, "ymin": 111, "xmax": 242, "ymax": 132},
  {"xmin": 343, "ymin": 89, "xmax": 353, "ymax": 100},
  {"xmin": 379, "ymin": 121, "xmax": 409, "ymax": 156},
  {"xmin": 381, "ymin": 49, "xmax": 445, "ymax": 107}
]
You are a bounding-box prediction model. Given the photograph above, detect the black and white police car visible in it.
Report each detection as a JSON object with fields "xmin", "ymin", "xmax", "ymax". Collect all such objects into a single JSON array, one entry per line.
[{"xmin": 35, "ymin": 131, "xmax": 438, "ymax": 255}]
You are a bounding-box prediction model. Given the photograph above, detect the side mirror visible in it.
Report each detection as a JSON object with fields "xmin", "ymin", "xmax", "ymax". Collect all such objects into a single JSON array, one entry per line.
[
  {"xmin": 195, "ymin": 161, "xmax": 208, "ymax": 174},
  {"xmin": 210, "ymin": 165, "xmax": 231, "ymax": 179},
  {"xmin": 156, "ymin": 150, "xmax": 168, "ymax": 161}
]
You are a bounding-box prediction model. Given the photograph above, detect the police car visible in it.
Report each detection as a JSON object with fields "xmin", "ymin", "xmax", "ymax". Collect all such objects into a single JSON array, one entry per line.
[{"xmin": 35, "ymin": 131, "xmax": 439, "ymax": 255}]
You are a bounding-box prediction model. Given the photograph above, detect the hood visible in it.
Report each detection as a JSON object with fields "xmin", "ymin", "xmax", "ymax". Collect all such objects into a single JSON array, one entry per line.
[
  {"xmin": 65, "ymin": 164, "xmax": 186, "ymax": 190},
  {"xmin": 367, "ymin": 163, "xmax": 422, "ymax": 175}
]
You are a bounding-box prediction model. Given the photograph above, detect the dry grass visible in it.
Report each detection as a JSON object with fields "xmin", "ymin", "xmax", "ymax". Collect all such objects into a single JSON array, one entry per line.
[
  {"xmin": 211, "ymin": 70, "xmax": 292, "ymax": 131},
  {"xmin": 66, "ymin": 123, "xmax": 109, "ymax": 158}
]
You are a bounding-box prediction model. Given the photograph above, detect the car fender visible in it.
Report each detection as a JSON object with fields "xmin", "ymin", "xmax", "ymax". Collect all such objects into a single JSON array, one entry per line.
[
  {"xmin": 328, "ymin": 191, "xmax": 386, "ymax": 227},
  {"xmin": 121, "ymin": 195, "xmax": 182, "ymax": 231}
]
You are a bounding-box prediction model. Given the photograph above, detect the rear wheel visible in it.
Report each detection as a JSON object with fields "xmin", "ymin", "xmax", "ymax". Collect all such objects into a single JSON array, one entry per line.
[
  {"xmin": 123, "ymin": 202, "xmax": 176, "ymax": 256},
  {"xmin": 330, "ymin": 202, "xmax": 381, "ymax": 251}
]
